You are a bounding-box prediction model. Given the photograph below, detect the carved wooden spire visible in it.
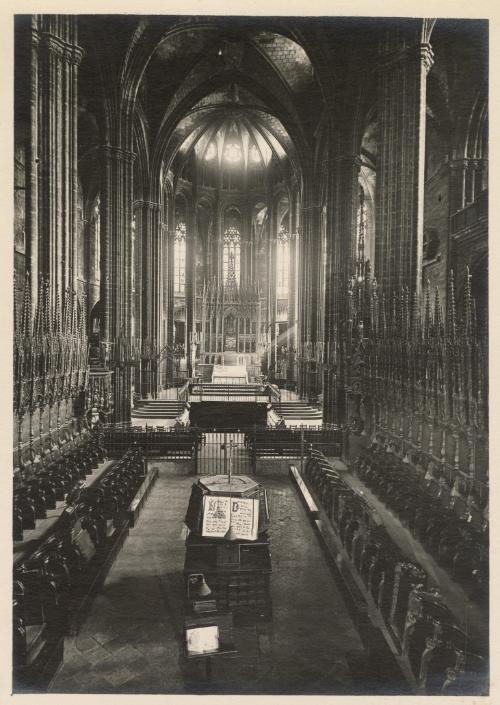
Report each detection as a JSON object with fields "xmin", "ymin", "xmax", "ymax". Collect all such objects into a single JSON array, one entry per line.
[
  {"xmin": 447, "ymin": 270, "xmax": 458, "ymax": 341},
  {"xmin": 54, "ymin": 286, "xmax": 62, "ymax": 334},
  {"xmin": 433, "ymin": 286, "xmax": 444, "ymax": 339},
  {"xmin": 379, "ymin": 291, "xmax": 387, "ymax": 337},
  {"xmin": 20, "ymin": 271, "xmax": 32, "ymax": 339},
  {"xmin": 464, "ymin": 265, "xmax": 473, "ymax": 341},
  {"xmin": 423, "ymin": 278, "xmax": 432, "ymax": 341},
  {"xmin": 403, "ymin": 286, "xmax": 410, "ymax": 339},
  {"xmin": 34, "ymin": 277, "xmax": 45, "ymax": 338},
  {"xmin": 411, "ymin": 291, "xmax": 420, "ymax": 341}
]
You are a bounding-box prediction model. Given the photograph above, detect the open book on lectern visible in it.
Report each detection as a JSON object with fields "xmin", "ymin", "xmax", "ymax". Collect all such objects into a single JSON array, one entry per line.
[{"xmin": 201, "ymin": 495, "xmax": 259, "ymax": 540}]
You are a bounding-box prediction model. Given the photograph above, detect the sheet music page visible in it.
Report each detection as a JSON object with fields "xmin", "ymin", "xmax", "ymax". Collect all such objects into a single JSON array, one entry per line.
[
  {"xmin": 202, "ymin": 495, "xmax": 231, "ymax": 537},
  {"xmin": 229, "ymin": 498, "xmax": 258, "ymax": 540},
  {"xmin": 202, "ymin": 495, "xmax": 258, "ymax": 539}
]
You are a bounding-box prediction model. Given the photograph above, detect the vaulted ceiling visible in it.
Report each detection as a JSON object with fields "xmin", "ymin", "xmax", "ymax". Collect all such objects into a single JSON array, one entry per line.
[{"xmin": 75, "ymin": 16, "xmax": 488, "ymax": 199}]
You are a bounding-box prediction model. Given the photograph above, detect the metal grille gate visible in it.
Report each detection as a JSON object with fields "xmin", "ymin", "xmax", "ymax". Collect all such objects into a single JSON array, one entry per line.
[{"xmin": 197, "ymin": 431, "xmax": 254, "ymax": 475}]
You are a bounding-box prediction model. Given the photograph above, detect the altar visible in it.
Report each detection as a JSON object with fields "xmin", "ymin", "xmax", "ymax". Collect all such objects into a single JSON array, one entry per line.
[
  {"xmin": 212, "ymin": 364, "xmax": 248, "ymax": 384},
  {"xmin": 197, "ymin": 252, "xmax": 264, "ymax": 383}
]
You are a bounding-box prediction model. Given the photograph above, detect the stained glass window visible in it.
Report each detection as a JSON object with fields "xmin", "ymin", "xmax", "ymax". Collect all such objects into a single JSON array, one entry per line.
[
  {"xmin": 250, "ymin": 144, "xmax": 261, "ymax": 163},
  {"xmin": 174, "ymin": 222, "xmax": 186, "ymax": 295},
  {"xmin": 357, "ymin": 187, "xmax": 366, "ymax": 252},
  {"xmin": 205, "ymin": 142, "xmax": 216, "ymax": 161},
  {"xmin": 224, "ymin": 142, "xmax": 242, "ymax": 163},
  {"xmin": 223, "ymin": 226, "xmax": 241, "ymax": 284},
  {"xmin": 277, "ymin": 225, "xmax": 290, "ymax": 297}
]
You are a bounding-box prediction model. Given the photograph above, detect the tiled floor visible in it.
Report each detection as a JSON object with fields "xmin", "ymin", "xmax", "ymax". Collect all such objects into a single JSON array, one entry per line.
[{"xmin": 50, "ymin": 465, "xmax": 364, "ymax": 694}]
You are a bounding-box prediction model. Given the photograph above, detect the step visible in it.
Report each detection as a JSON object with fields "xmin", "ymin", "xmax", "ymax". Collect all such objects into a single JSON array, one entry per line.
[
  {"xmin": 132, "ymin": 409, "xmax": 181, "ymax": 419},
  {"xmin": 132, "ymin": 409, "xmax": 180, "ymax": 419},
  {"xmin": 132, "ymin": 405, "xmax": 183, "ymax": 410},
  {"xmin": 281, "ymin": 413, "xmax": 322, "ymax": 418},
  {"xmin": 280, "ymin": 404, "xmax": 318, "ymax": 411},
  {"xmin": 135, "ymin": 402, "xmax": 183, "ymax": 407},
  {"xmin": 133, "ymin": 403, "xmax": 184, "ymax": 409}
]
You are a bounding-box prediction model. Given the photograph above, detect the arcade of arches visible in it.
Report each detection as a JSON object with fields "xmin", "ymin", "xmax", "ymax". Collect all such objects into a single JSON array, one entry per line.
[{"xmin": 13, "ymin": 15, "xmax": 488, "ymax": 696}]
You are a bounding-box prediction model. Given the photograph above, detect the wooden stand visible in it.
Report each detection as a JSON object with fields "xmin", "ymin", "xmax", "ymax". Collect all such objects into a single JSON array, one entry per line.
[
  {"xmin": 184, "ymin": 534, "xmax": 272, "ymax": 623},
  {"xmin": 183, "ymin": 612, "xmax": 237, "ymax": 681}
]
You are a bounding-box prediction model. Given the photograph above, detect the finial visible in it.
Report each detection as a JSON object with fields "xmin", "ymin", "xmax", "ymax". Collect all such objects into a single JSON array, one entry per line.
[
  {"xmin": 433, "ymin": 286, "xmax": 443, "ymax": 338},
  {"xmin": 403, "ymin": 286, "xmax": 410, "ymax": 339},
  {"xmin": 464, "ymin": 265, "xmax": 473, "ymax": 340},
  {"xmin": 447, "ymin": 270, "xmax": 457, "ymax": 341},
  {"xmin": 21, "ymin": 271, "xmax": 32, "ymax": 339},
  {"xmin": 391, "ymin": 289, "xmax": 398, "ymax": 335},
  {"xmin": 411, "ymin": 290, "xmax": 420, "ymax": 341},
  {"xmin": 424, "ymin": 278, "xmax": 432, "ymax": 340},
  {"xmin": 379, "ymin": 292, "xmax": 387, "ymax": 336}
]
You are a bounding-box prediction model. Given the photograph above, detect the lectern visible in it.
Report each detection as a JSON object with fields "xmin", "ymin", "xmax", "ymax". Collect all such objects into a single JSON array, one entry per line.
[{"xmin": 184, "ymin": 474, "xmax": 272, "ymax": 623}]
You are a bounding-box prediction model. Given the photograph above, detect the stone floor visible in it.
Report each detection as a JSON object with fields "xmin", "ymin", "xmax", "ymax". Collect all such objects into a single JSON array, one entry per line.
[{"xmin": 50, "ymin": 465, "xmax": 365, "ymax": 694}]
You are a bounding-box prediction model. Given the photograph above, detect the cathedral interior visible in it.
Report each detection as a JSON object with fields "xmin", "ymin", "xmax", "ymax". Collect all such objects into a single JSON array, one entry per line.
[{"xmin": 13, "ymin": 14, "xmax": 488, "ymax": 696}]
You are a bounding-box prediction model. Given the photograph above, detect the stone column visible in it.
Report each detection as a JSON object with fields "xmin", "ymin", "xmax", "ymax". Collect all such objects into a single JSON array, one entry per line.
[
  {"xmin": 267, "ymin": 199, "xmax": 278, "ymax": 380},
  {"xmin": 100, "ymin": 145, "xmax": 136, "ymax": 421},
  {"xmin": 298, "ymin": 187, "xmax": 322, "ymax": 400},
  {"xmin": 27, "ymin": 18, "xmax": 40, "ymax": 311},
  {"xmin": 35, "ymin": 15, "xmax": 83, "ymax": 308},
  {"xmin": 136, "ymin": 199, "xmax": 161, "ymax": 396},
  {"xmin": 241, "ymin": 202, "xmax": 252, "ymax": 288},
  {"xmin": 323, "ymin": 151, "xmax": 361, "ymax": 424},
  {"xmin": 159, "ymin": 212, "xmax": 168, "ymax": 384},
  {"xmin": 185, "ymin": 207, "xmax": 197, "ymax": 378},
  {"xmin": 375, "ymin": 36, "xmax": 434, "ymax": 295},
  {"xmin": 449, "ymin": 158, "xmax": 468, "ymax": 214},
  {"xmin": 287, "ymin": 198, "xmax": 298, "ymax": 384},
  {"xmin": 162, "ymin": 189, "xmax": 175, "ymax": 385}
]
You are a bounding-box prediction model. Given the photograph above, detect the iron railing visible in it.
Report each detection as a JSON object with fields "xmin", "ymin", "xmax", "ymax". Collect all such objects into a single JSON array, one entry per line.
[{"xmin": 101, "ymin": 423, "xmax": 343, "ymax": 472}]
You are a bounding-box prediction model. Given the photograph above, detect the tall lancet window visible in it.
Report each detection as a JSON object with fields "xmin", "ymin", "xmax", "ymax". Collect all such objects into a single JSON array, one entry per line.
[
  {"xmin": 355, "ymin": 186, "xmax": 367, "ymax": 284},
  {"xmin": 223, "ymin": 226, "xmax": 241, "ymax": 284},
  {"xmin": 174, "ymin": 222, "xmax": 186, "ymax": 295},
  {"xmin": 92, "ymin": 196, "xmax": 100, "ymax": 280},
  {"xmin": 277, "ymin": 224, "xmax": 290, "ymax": 297},
  {"xmin": 356, "ymin": 187, "xmax": 366, "ymax": 254}
]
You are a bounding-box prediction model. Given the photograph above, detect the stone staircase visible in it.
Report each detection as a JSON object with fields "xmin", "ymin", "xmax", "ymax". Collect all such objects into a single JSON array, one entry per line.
[
  {"xmin": 131, "ymin": 399, "xmax": 185, "ymax": 419},
  {"xmin": 274, "ymin": 400, "xmax": 322, "ymax": 422}
]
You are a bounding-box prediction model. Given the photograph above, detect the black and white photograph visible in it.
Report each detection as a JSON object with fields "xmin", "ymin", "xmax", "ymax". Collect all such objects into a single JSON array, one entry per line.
[{"xmin": 10, "ymin": 7, "xmax": 490, "ymax": 698}]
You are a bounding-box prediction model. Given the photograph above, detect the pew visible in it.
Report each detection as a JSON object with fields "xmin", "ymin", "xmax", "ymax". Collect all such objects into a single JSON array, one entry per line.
[
  {"xmin": 13, "ymin": 446, "xmax": 145, "ymax": 691},
  {"xmin": 300, "ymin": 449, "xmax": 486, "ymax": 694},
  {"xmin": 352, "ymin": 445, "xmax": 489, "ymax": 601}
]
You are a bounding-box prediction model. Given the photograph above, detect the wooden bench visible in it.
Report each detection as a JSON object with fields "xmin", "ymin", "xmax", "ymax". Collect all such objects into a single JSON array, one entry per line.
[
  {"xmin": 289, "ymin": 465, "xmax": 319, "ymax": 518},
  {"xmin": 127, "ymin": 466, "xmax": 159, "ymax": 527}
]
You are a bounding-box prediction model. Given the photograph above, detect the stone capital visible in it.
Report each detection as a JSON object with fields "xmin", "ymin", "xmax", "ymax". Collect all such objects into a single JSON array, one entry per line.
[
  {"xmin": 40, "ymin": 33, "xmax": 64, "ymax": 58},
  {"xmin": 377, "ymin": 42, "xmax": 435, "ymax": 74},
  {"xmin": 68, "ymin": 44, "xmax": 85, "ymax": 66},
  {"xmin": 324, "ymin": 154, "xmax": 362, "ymax": 171},
  {"xmin": 40, "ymin": 33, "xmax": 84, "ymax": 66},
  {"xmin": 407, "ymin": 43, "xmax": 435, "ymax": 74},
  {"xmin": 31, "ymin": 27, "xmax": 41, "ymax": 48},
  {"xmin": 102, "ymin": 145, "xmax": 137, "ymax": 164},
  {"xmin": 134, "ymin": 200, "xmax": 160, "ymax": 212},
  {"xmin": 301, "ymin": 203, "xmax": 323, "ymax": 213},
  {"xmin": 449, "ymin": 158, "xmax": 469, "ymax": 172}
]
